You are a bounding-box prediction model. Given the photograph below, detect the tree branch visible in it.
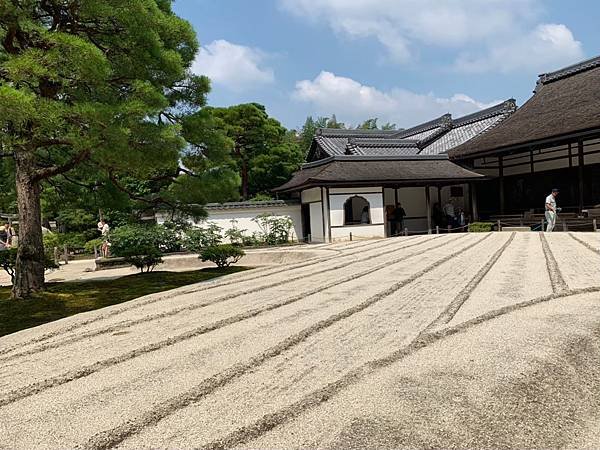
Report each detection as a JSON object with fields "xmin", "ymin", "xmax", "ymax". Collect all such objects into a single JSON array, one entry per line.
[{"xmin": 32, "ymin": 148, "xmax": 91, "ymax": 181}]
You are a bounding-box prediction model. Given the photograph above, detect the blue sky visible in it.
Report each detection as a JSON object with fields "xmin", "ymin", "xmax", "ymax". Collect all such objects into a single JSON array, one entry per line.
[{"xmin": 174, "ymin": 0, "xmax": 599, "ymax": 130}]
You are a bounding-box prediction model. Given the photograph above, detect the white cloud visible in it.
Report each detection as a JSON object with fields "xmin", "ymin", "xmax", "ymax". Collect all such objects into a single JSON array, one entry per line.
[
  {"xmin": 293, "ymin": 71, "xmax": 501, "ymax": 127},
  {"xmin": 278, "ymin": 0, "xmax": 584, "ymax": 71},
  {"xmin": 192, "ymin": 40, "xmax": 274, "ymax": 91},
  {"xmin": 455, "ymin": 24, "xmax": 584, "ymax": 73}
]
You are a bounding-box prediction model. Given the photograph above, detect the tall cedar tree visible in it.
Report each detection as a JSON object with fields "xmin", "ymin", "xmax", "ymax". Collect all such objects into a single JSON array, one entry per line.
[{"xmin": 0, "ymin": 1, "xmax": 234, "ymax": 298}]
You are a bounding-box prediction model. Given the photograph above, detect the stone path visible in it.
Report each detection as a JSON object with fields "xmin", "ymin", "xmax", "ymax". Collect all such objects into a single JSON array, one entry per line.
[{"xmin": 0, "ymin": 233, "xmax": 599, "ymax": 449}]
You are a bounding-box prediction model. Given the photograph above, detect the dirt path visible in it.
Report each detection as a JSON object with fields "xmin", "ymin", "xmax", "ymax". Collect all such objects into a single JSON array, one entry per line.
[{"xmin": 0, "ymin": 233, "xmax": 598, "ymax": 449}]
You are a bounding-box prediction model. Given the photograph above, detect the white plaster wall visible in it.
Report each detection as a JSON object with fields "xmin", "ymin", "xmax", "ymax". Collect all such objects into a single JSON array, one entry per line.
[
  {"xmin": 301, "ymin": 188, "xmax": 322, "ymax": 203},
  {"xmin": 309, "ymin": 202, "xmax": 324, "ymax": 242},
  {"xmin": 329, "ymin": 191, "xmax": 384, "ymax": 227},
  {"xmin": 331, "ymin": 224, "xmax": 385, "ymax": 241},
  {"xmin": 156, "ymin": 205, "xmax": 303, "ymax": 243}
]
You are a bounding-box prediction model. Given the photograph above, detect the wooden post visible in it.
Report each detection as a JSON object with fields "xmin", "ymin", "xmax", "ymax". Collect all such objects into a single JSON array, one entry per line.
[
  {"xmin": 404, "ymin": 228, "xmax": 408, "ymax": 236},
  {"xmin": 499, "ymin": 155, "xmax": 505, "ymax": 215},
  {"xmin": 349, "ymin": 232, "xmax": 353, "ymax": 242},
  {"xmin": 578, "ymin": 140, "xmax": 585, "ymax": 212},
  {"xmin": 425, "ymin": 185, "xmax": 432, "ymax": 234},
  {"xmin": 436, "ymin": 225, "xmax": 439, "ymax": 234},
  {"xmin": 594, "ymin": 219, "xmax": 597, "ymax": 231},
  {"xmin": 470, "ymin": 183, "xmax": 479, "ymax": 222},
  {"xmin": 497, "ymin": 220, "xmax": 501, "ymax": 232},
  {"xmin": 562, "ymin": 220, "xmax": 567, "ymax": 232}
]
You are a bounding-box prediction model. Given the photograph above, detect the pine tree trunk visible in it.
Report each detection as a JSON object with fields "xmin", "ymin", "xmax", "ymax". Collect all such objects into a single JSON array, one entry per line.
[{"xmin": 12, "ymin": 152, "xmax": 45, "ymax": 299}]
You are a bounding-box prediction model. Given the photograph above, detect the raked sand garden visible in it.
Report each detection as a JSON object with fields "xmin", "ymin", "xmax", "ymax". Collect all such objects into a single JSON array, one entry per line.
[{"xmin": 1, "ymin": 232, "xmax": 600, "ymax": 449}]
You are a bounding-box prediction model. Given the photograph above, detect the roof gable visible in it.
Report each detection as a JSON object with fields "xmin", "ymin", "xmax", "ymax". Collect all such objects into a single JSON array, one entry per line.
[{"xmin": 450, "ymin": 56, "xmax": 600, "ymax": 159}]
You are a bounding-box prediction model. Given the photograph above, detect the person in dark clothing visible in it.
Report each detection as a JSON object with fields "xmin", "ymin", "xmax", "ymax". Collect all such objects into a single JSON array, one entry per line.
[
  {"xmin": 432, "ymin": 203, "xmax": 444, "ymax": 227},
  {"xmin": 392, "ymin": 203, "xmax": 406, "ymax": 235}
]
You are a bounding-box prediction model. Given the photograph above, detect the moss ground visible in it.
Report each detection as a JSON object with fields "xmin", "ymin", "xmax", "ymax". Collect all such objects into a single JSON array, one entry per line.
[{"xmin": 0, "ymin": 266, "xmax": 249, "ymax": 337}]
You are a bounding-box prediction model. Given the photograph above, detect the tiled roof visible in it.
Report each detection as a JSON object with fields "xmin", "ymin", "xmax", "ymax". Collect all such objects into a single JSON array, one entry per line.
[
  {"xmin": 204, "ymin": 200, "xmax": 299, "ymax": 210},
  {"xmin": 450, "ymin": 56, "xmax": 600, "ymax": 159},
  {"xmin": 347, "ymin": 138, "xmax": 420, "ymax": 156},
  {"xmin": 309, "ymin": 100, "xmax": 515, "ymax": 160},
  {"xmin": 273, "ymin": 155, "xmax": 485, "ymax": 192}
]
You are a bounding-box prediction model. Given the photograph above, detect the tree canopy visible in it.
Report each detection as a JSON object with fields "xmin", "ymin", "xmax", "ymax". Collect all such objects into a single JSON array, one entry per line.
[{"xmin": 0, "ymin": 0, "xmax": 237, "ymax": 297}]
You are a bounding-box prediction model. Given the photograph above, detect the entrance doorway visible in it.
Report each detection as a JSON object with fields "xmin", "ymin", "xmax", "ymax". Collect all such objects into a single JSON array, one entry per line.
[{"xmin": 301, "ymin": 203, "xmax": 311, "ymax": 242}]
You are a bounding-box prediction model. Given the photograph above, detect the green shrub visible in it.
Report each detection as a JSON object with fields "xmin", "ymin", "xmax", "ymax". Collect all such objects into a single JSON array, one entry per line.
[
  {"xmin": 184, "ymin": 224, "xmax": 223, "ymax": 252},
  {"xmin": 468, "ymin": 222, "xmax": 494, "ymax": 233},
  {"xmin": 252, "ymin": 214, "xmax": 293, "ymax": 245},
  {"xmin": 200, "ymin": 244, "xmax": 245, "ymax": 268},
  {"xmin": 43, "ymin": 232, "xmax": 61, "ymax": 253},
  {"xmin": 155, "ymin": 226, "xmax": 185, "ymax": 253},
  {"xmin": 84, "ymin": 238, "xmax": 104, "ymax": 255},
  {"xmin": 0, "ymin": 248, "xmax": 59, "ymax": 284},
  {"xmin": 110, "ymin": 225, "xmax": 163, "ymax": 272}
]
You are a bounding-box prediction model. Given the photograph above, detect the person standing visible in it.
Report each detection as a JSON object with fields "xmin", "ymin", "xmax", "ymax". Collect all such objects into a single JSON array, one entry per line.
[
  {"xmin": 393, "ymin": 203, "xmax": 406, "ymax": 235},
  {"xmin": 98, "ymin": 219, "xmax": 110, "ymax": 258},
  {"xmin": 444, "ymin": 199, "xmax": 456, "ymax": 228},
  {"xmin": 545, "ymin": 188, "xmax": 560, "ymax": 232},
  {"xmin": 4, "ymin": 222, "xmax": 14, "ymax": 247},
  {"xmin": 0, "ymin": 225, "xmax": 7, "ymax": 251}
]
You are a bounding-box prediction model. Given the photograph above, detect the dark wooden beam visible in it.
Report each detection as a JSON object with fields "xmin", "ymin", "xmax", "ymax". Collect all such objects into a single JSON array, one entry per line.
[
  {"xmin": 425, "ymin": 186, "xmax": 432, "ymax": 234},
  {"xmin": 578, "ymin": 140, "xmax": 585, "ymax": 211},
  {"xmin": 499, "ymin": 155, "xmax": 505, "ymax": 214}
]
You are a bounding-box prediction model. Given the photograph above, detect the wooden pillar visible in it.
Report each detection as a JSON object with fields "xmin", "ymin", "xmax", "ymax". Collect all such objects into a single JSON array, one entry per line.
[
  {"xmin": 578, "ymin": 140, "xmax": 584, "ymax": 212},
  {"xmin": 470, "ymin": 183, "xmax": 479, "ymax": 221},
  {"xmin": 425, "ymin": 185, "xmax": 432, "ymax": 234},
  {"xmin": 437, "ymin": 186, "xmax": 442, "ymax": 206},
  {"xmin": 499, "ymin": 155, "xmax": 505, "ymax": 215},
  {"xmin": 529, "ymin": 149, "xmax": 534, "ymax": 173}
]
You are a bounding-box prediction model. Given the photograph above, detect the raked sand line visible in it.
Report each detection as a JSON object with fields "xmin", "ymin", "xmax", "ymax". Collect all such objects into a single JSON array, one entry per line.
[
  {"xmin": 0, "ymin": 236, "xmax": 437, "ymax": 363},
  {"xmin": 199, "ymin": 284, "xmax": 600, "ymax": 450},
  {"xmin": 568, "ymin": 232, "xmax": 600, "ymax": 256},
  {"xmin": 540, "ymin": 232, "xmax": 569, "ymax": 293},
  {"xmin": 0, "ymin": 236, "xmax": 460, "ymax": 404},
  {"xmin": 425, "ymin": 232, "xmax": 515, "ymax": 331},
  {"xmin": 78, "ymin": 233, "xmax": 492, "ymax": 450},
  {"xmin": 0, "ymin": 236, "xmax": 419, "ymax": 358}
]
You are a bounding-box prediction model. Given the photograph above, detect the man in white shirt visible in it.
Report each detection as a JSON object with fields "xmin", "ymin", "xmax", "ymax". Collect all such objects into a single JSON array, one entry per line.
[{"xmin": 545, "ymin": 188, "xmax": 559, "ymax": 232}]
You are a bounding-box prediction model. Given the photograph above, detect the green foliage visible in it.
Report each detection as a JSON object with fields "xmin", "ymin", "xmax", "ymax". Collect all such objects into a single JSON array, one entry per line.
[
  {"xmin": 42, "ymin": 233, "xmax": 61, "ymax": 253},
  {"xmin": 207, "ymin": 103, "xmax": 302, "ymax": 198},
  {"xmin": 0, "ymin": 248, "xmax": 58, "ymax": 284},
  {"xmin": 155, "ymin": 225, "xmax": 185, "ymax": 253},
  {"xmin": 184, "ymin": 224, "xmax": 223, "ymax": 252},
  {"xmin": 252, "ymin": 214, "xmax": 294, "ymax": 245},
  {"xmin": 200, "ymin": 244, "xmax": 245, "ymax": 268},
  {"xmin": 110, "ymin": 225, "xmax": 163, "ymax": 272},
  {"xmin": 84, "ymin": 238, "xmax": 104, "ymax": 255},
  {"xmin": 468, "ymin": 222, "xmax": 494, "ymax": 233},
  {"xmin": 224, "ymin": 221, "xmax": 246, "ymax": 246}
]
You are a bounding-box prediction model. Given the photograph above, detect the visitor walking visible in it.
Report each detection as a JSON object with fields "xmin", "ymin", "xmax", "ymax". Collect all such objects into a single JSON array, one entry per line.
[
  {"xmin": 98, "ymin": 219, "xmax": 110, "ymax": 258},
  {"xmin": 545, "ymin": 188, "xmax": 560, "ymax": 232}
]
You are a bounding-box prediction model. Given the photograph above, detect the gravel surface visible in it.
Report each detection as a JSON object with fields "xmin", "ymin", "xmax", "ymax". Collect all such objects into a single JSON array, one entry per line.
[{"xmin": 0, "ymin": 232, "xmax": 598, "ymax": 449}]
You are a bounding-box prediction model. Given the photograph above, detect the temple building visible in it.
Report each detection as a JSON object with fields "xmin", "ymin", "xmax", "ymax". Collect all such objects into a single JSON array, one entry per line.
[{"xmin": 275, "ymin": 55, "xmax": 600, "ymax": 242}]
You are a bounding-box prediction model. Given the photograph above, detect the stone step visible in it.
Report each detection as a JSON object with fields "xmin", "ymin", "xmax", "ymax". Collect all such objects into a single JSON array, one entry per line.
[{"xmin": 500, "ymin": 226, "xmax": 531, "ymax": 232}]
